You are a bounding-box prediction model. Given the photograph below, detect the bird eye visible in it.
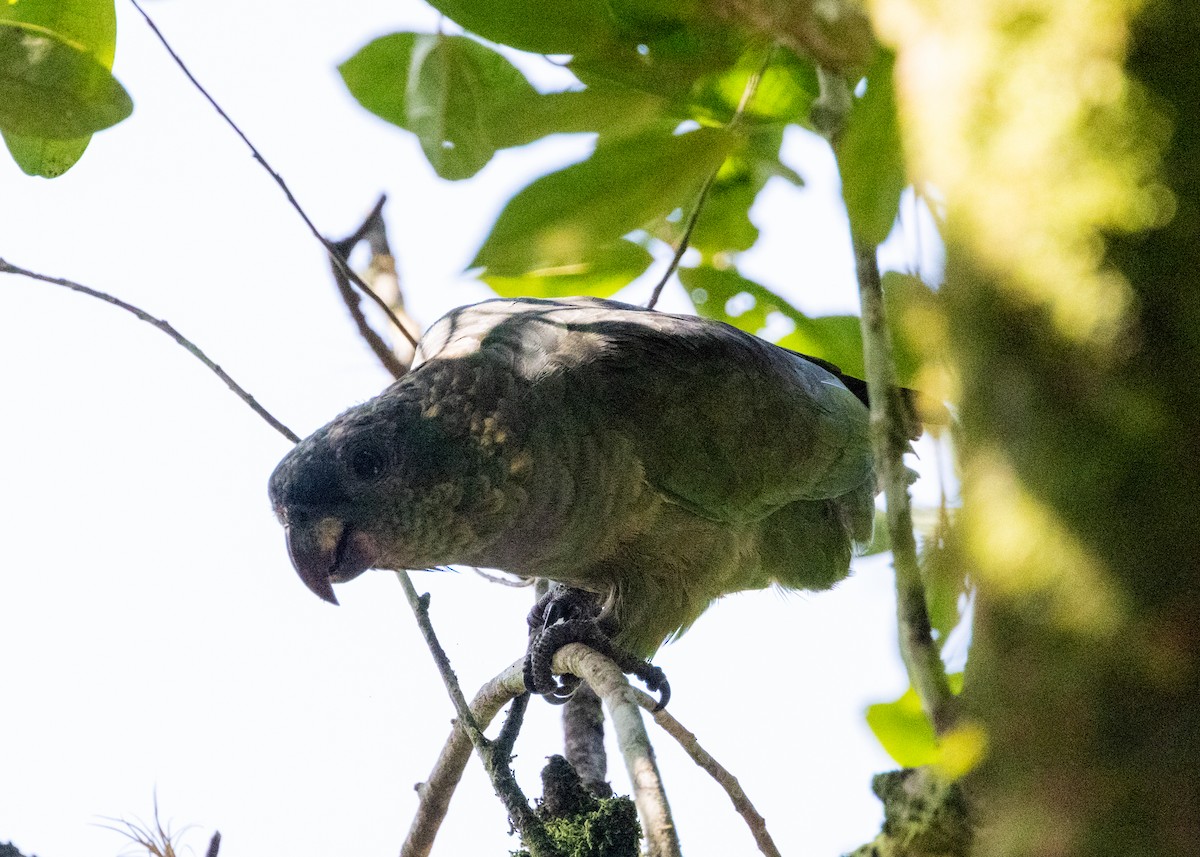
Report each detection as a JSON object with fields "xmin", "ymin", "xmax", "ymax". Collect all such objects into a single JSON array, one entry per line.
[{"xmin": 348, "ymin": 444, "xmax": 387, "ymax": 480}]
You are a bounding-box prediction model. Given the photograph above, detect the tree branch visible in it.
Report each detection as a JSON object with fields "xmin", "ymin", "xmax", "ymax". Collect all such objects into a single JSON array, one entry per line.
[
  {"xmin": 327, "ymin": 196, "xmax": 415, "ymax": 380},
  {"xmin": 0, "ymin": 258, "xmax": 299, "ymax": 444},
  {"xmin": 552, "ymin": 644, "xmax": 681, "ymax": 857},
  {"xmin": 563, "ymin": 682, "xmax": 612, "ymax": 797},
  {"xmin": 854, "ymin": 244, "xmax": 956, "ymax": 734},
  {"xmin": 403, "ymin": 660, "xmax": 527, "ymax": 857},
  {"xmin": 394, "ymin": 572, "xmax": 557, "ymax": 857},
  {"xmin": 648, "ymin": 706, "xmax": 782, "ymax": 857},
  {"xmin": 815, "ymin": 65, "xmax": 957, "ymax": 735},
  {"xmin": 127, "ymin": 0, "xmax": 419, "ymax": 350}
]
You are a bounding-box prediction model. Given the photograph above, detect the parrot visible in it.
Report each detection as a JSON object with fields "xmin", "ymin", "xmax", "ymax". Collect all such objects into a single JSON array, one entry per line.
[{"xmin": 268, "ymin": 296, "xmax": 905, "ymax": 703}]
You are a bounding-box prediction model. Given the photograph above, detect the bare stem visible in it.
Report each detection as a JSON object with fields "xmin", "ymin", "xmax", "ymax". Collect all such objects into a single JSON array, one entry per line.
[
  {"xmin": 0, "ymin": 258, "xmax": 299, "ymax": 444},
  {"xmin": 646, "ymin": 45, "xmax": 774, "ymax": 310},
  {"xmin": 649, "ymin": 707, "xmax": 782, "ymax": 857},
  {"xmin": 403, "ymin": 661, "xmax": 527, "ymax": 857},
  {"xmin": 853, "ymin": 244, "xmax": 956, "ymax": 734},
  {"xmin": 394, "ymin": 573, "xmax": 556, "ymax": 856},
  {"xmin": 327, "ymin": 195, "xmax": 414, "ymax": 380},
  {"xmin": 127, "ymin": 0, "xmax": 419, "ymax": 350},
  {"xmin": 563, "ymin": 682, "xmax": 611, "ymax": 797},
  {"xmin": 813, "ymin": 64, "xmax": 957, "ymax": 735}
]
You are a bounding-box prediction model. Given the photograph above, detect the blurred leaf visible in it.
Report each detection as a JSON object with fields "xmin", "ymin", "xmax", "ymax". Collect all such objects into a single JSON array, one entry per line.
[
  {"xmin": 682, "ymin": 265, "xmax": 863, "ymax": 369},
  {"xmin": 482, "ymin": 239, "xmax": 653, "ymax": 298},
  {"xmin": 0, "ymin": 0, "xmax": 119, "ymax": 176},
  {"xmin": 0, "ymin": 22, "xmax": 131, "ymax": 139},
  {"xmin": 472, "ymin": 126, "xmax": 736, "ymax": 274},
  {"xmin": 683, "ymin": 125, "xmax": 799, "ymax": 258},
  {"xmin": 839, "ymin": 50, "xmax": 905, "ymax": 246},
  {"xmin": 571, "ymin": 21, "xmax": 745, "ymax": 102},
  {"xmin": 605, "ymin": 0, "xmax": 700, "ymax": 40},
  {"xmin": 424, "ymin": 0, "xmax": 618, "ymax": 55},
  {"xmin": 339, "ymin": 32, "xmax": 419, "ymax": 129},
  {"xmin": 407, "ymin": 35, "xmax": 537, "ymax": 179},
  {"xmin": 690, "ymin": 45, "xmax": 818, "ymax": 126},
  {"xmin": 867, "ymin": 675, "xmax": 971, "ymax": 771},
  {"xmin": 921, "ymin": 505, "xmax": 969, "ymax": 646},
  {"xmin": 867, "ymin": 687, "xmax": 939, "ymax": 767},
  {"xmin": 687, "ymin": 168, "xmax": 761, "ymax": 257},
  {"xmin": 490, "ymin": 84, "xmax": 668, "ymax": 149},
  {"xmin": 934, "ymin": 721, "xmax": 988, "ymax": 781},
  {"xmin": 881, "ymin": 270, "xmax": 940, "ymax": 387}
]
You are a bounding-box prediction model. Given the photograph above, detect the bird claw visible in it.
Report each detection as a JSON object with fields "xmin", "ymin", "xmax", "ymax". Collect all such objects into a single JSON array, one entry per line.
[{"xmin": 525, "ymin": 588, "xmax": 671, "ymax": 710}]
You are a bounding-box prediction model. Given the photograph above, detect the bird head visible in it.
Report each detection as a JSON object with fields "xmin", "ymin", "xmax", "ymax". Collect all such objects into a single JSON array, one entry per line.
[{"xmin": 267, "ymin": 384, "xmax": 484, "ymax": 604}]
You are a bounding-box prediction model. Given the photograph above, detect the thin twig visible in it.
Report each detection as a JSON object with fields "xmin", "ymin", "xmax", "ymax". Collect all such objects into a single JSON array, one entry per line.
[
  {"xmin": 646, "ymin": 46, "xmax": 774, "ymax": 310},
  {"xmin": 394, "ymin": 572, "xmax": 486, "ymax": 744},
  {"xmin": 553, "ymin": 644, "xmax": 681, "ymax": 857},
  {"xmin": 403, "ymin": 661, "xmax": 527, "ymax": 857},
  {"xmin": 492, "ymin": 689, "xmax": 531, "ymax": 763},
  {"xmin": 649, "ymin": 706, "xmax": 782, "ymax": 857},
  {"xmin": 327, "ymin": 196, "xmax": 412, "ymax": 379},
  {"xmin": 0, "ymin": 258, "xmax": 299, "ymax": 443},
  {"xmin": 394, "ymin": 572, "xmax": 556, "ymax": 856},
  {"xmin": 473, "ymin": 566, "xmax": 536, "ymax": 587},
  {"xmin": 557, "ymin": 673, "xmax": 781, "ymax": 857},
  {"xmin": 127, "ymin": 0, "xmax": 419, "ymax": 350},
  {"xmin": 645, "ymin": 168, "xmax": 718, "ymax": 310}
]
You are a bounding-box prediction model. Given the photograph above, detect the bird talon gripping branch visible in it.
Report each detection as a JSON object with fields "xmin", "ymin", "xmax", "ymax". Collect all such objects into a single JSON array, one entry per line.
[
  {"xmin": 270, "ymin": 297, "xmax": 916, "ymax": 708},
  {"xmin": 525, "ymin": 610, "xmax": 669, "ymax": 707}
]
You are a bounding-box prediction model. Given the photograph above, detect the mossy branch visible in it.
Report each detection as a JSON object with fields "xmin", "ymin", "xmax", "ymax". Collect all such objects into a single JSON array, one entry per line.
[{"xmin": 815, "ymin": 68, "xmax": 957, "ymax": 734}]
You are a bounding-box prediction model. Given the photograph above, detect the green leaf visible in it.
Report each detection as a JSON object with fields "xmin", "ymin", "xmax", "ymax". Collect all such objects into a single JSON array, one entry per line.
[
  {"xmin": 0, "ymin": 0, "xmax": 119, "ymax": 177},
  {"xmin": 682, "ymin": 126, "xmax": 797, "ymax": 259},
  {"xmin": 866, "ymin": 687, "xmax": 939, "ymax": 767},
  {"xmin": 339, "ymin": 32, "xmax": 418, "ymax": 130},
  {"xmin": 490, "ymin": 84, "xmax": 668, "ymax": 149},
  {"xmin": 341, "ymin": 33, "xmax": 538, "ymax": 179},
  {"xmin": 571, "ymin": 21, "xmax": 745, "ymax": 102},
  {"xmin": 690, "ymin": 46, "xmax": 818, "ymax": 126},
  {"xmin": 838, "ymin": 50, "xmax": 906, "ymax": 246},
  {"xmin": 0, "ymin": 0, "xmax": 115, "ymax": 63},
  {"xmin": 472, "ymin": 126, "xmax": 737, "ymax": 274},
  {"xmin": 683, "ymin": 265, "xmax": 866, "ymax": 374},
  {"xmin": 867, "ymin": 677, "xmax": 985, "ymax": 780},
  {"xmin": 482, "ymin": 239, "xmax": 653, "ymax": 299},
  {"xmin": 0, "ymin": 22, "xmax": 131, "ymax": 139},
  {"xmin": 423, "ymin": 0, "xmax": 618, "ymax": 56},
  {"xmin": 881, "ymin": 270, "xmax": 940, "ymax": 387},
  {"xmin": 407, "ymin": 35, "xmax": 537, "ymax": 179},
  {"xmin": 2, "ymin": 129, "xmax": 89, "ymax": 177}
]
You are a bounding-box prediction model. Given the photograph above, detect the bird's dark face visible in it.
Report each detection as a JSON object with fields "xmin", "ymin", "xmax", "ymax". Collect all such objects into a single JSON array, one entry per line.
[{"xmin": 267, "ymin": 387, "xmax": 484, "ymax": 604}]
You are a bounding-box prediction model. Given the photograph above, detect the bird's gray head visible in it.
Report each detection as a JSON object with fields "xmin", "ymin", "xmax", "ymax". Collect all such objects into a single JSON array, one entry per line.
[{"xmin": 267, "ymin": 382, "xmax": 488, "ymax": 604}]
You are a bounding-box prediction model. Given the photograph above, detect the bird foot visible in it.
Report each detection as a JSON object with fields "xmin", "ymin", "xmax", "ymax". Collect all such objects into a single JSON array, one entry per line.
[{"xmin": 525, "ymin": 588, "xmax": 671, "ymax": 710}]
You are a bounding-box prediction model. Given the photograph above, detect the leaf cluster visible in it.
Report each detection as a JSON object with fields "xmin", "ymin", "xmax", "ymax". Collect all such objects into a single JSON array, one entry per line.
[{"xmin": 336, "ymin": 0, "xmax": 925, "ymax": 373}]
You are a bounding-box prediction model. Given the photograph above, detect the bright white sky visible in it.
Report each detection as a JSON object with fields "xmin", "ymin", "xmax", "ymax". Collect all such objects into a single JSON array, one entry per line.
[{"xmin": 0, "ymin": 2, "xmax": 952, "ymax": 856}]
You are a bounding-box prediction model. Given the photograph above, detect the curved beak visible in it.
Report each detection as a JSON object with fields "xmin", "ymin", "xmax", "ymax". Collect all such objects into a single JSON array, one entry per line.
[{"xmin": 282, "ymin": 516, "xmax": 378, "ymax": 605}]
